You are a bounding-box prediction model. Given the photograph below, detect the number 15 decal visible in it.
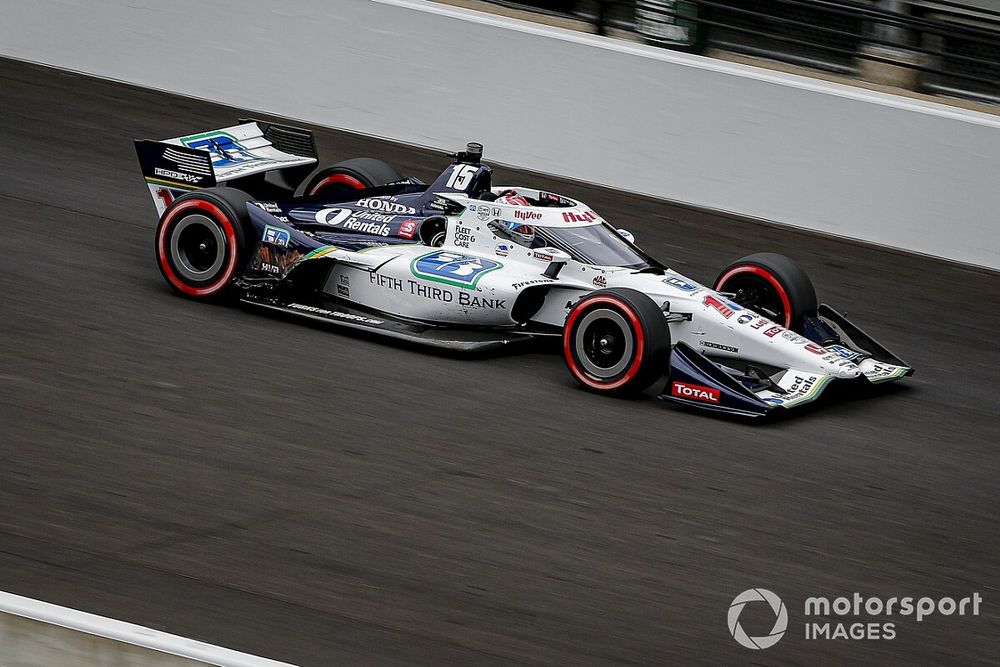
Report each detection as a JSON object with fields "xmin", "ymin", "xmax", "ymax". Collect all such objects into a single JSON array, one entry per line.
[{"xmin": 445, "ymin": 164, "xmax": 478, "ymax": 191}]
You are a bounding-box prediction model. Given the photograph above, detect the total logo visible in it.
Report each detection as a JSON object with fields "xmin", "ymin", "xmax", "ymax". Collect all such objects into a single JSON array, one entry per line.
[
  {"xmin": 513, "ymin": 209, "xmax": 542, "ymax": 221},
  {"xmin": 533, "ymin": 250, "xmax": 554, "ymax": 262},
  {"xmin": 670, "ymin": 381, "xmax": 720, "ymax": 404}
]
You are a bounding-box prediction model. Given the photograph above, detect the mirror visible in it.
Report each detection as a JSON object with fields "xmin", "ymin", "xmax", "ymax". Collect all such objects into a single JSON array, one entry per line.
[
  {"xmin": 617, "ymin": 228, "xmax": 635, "ymax": 243},
  {"xmin": 535, "ymin": 247, "xmax": 571, "ymax": 279}
]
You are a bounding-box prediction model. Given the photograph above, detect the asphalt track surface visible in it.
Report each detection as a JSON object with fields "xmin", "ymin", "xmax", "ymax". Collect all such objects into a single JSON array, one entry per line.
[{"xmin": 1, "ymin": 57, "xmax": 999, "ymax": 666}]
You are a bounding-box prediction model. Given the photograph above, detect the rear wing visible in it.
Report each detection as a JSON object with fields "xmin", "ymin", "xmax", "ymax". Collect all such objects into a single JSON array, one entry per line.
[{"xmin": 134, "ymin": 120, "xmax": 317, "ymax": 215}]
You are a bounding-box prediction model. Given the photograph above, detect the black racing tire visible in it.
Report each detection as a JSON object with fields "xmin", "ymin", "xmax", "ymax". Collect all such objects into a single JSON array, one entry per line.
[
  {"xmin": 154, "ymin": 187, "xmax": 254, "ymax": 300},
  {"xmin": 563, "ymin": 288, "xmax": 671, "ymax": 395},
  {"xmin": 713, "ymin": 252, "xmax": 818, "ymax": 332},
  {"xmin": 295, "ymin": 157, "xmax": 403, "ymax": 198}
]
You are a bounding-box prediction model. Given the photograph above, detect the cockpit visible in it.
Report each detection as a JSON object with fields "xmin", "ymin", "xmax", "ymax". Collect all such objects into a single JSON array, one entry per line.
[{"xmin": 479, "ymin": 188, "xmax": 659, "ymax": 269}]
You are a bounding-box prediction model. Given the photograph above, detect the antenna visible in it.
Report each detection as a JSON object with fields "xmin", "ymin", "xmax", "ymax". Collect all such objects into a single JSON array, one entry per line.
[{"xmin": 449, "ymin": 142, "xmax": 484, "ymax": 164}]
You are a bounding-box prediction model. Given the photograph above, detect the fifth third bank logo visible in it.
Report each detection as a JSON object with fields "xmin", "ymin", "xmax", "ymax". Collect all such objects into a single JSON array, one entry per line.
[{"xmin": 728, "ymin": 588, "xmax": 788, "ymax": 649}]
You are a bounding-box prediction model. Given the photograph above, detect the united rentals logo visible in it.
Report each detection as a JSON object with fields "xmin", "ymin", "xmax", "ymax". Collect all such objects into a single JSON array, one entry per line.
[
  {"xmin": 312, "ymin": 207, "xmax": 392, "ymax": 236},
  {"xmin": 728, "ymin": 589, "xmax": 788, "ymax": 650}
]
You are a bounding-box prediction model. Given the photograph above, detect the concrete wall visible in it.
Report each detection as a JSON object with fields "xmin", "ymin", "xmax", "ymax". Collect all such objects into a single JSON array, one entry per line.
[
  {"xmin": 1, "ymin": 0, "xmax": 998, "ymax": 269},
  {"xmin": 0, "ymin": 593, "xmax": 296, "ymax": 667}
]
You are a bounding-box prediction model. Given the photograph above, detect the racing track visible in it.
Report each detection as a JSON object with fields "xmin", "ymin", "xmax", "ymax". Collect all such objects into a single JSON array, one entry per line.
[{"xmin": 1, "ymin": 57, "xmax": 998, "ymax": 665}]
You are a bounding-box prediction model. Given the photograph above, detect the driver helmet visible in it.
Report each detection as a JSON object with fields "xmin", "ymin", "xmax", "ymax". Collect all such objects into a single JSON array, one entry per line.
[
  {"xmin": 496, "ymin": 190, "xmax": 536, "ymax": 245},
  {"xmin": 497, "ymin": 189, "xmax": 531, "ymax": 207}
]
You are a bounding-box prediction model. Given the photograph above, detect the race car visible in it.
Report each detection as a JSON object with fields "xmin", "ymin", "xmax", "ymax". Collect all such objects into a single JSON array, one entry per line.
[{"xmin": 135, "ymin": 120, "xmax": 913, "ymax": 418}]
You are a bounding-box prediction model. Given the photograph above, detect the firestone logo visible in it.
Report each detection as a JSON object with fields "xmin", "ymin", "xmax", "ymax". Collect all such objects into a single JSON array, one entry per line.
[{"xmin": 728, "ymin": 589, "xmax": 788, "ymax": 650}]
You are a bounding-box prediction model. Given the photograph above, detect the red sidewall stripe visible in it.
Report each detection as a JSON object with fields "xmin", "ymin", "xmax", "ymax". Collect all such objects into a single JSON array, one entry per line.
[
  {"xmin": 715, "ymin": 265, "xmax": 793, "ymax": 329},
  {"xmin": 563, "ymin": 295, "xmax": 646, "ymax": 391},
  {"xmin": 307, "ymin": 172, "xmax": 367, "ymax": 196},
  {"xmin": 156, "ymin": 199, "xmax": 238, "ymax": 297}
]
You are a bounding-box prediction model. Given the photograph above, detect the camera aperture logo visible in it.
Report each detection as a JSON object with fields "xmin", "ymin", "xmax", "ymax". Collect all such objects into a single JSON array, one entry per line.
[
  {"xmin": 728, "ymin": 588, "xmax": 788, "ymax": 649},
  {"xmin": 728, "ymin": 588, "xmax": 984, "ymax": 649}
]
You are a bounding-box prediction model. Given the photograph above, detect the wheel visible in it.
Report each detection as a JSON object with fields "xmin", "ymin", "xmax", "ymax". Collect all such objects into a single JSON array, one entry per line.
[
  {"xmin": 295, "ymin": 157, "xmax": 403, "ymax": 197},
  {"xmin": 713, "ymin": 252, "xmax": 818, "ymax": 332},
  {"xmin": 154, "ymin": 187, "xmax": 254, "ymax": 299},
  {"xmin": 563, "ymin": 288, "xmax": 671, "ymax": 395}
]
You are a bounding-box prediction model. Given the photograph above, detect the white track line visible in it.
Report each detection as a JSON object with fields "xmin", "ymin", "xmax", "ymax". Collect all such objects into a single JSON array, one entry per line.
[{"xmin": 0, "ymin": 591, "xmax": 298, "ymax": 667}]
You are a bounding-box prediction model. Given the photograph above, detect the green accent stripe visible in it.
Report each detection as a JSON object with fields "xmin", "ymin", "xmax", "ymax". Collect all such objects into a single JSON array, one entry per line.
[
  {"xmin": 304, "ymin": 245, "xmax": 339, "ymax": 260},
  {"xmin": 866, "ymin": 366, "xmax": 911, "ymax": 384},
  {"xmin": 781, "ymin": 374, "xmax": 835, "ymax": 408}
]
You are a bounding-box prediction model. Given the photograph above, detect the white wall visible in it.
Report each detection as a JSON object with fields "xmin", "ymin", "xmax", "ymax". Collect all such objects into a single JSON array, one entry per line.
[
  {"xmin": 0, "ymin": 592, "xmax": 297, "ymax": 667},
  {"xmin": 1, "ymin": 0, "xmax": 998, "ymax": 269}
]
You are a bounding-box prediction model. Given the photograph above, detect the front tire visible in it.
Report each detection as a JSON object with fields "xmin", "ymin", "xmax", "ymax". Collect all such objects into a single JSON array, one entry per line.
[
  {"xmin": 713, "ymin": 252, "xmax": 818, "ymax": 332},
  {"xmin": 563, "ymin": 288, "xmax": 671, "ymax": 395},
  {"xmin": 154, "ymin": 187, "xmax": 254, "ymax": 299},
  {"xmin": 295, "ymin": 157, "xmax": 403, "ymax": 198}
]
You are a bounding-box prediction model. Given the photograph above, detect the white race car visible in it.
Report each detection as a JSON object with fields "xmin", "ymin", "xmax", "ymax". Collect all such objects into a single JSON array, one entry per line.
[{"xmin": 136, "ymin": 121, "xmax": 912, "ymax": 417}]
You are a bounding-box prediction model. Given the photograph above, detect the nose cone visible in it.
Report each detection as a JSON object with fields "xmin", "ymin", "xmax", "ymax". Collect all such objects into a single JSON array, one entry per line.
[{"xmin": 828, "ymin": 362, "xmax": 862, "ymax": 379}]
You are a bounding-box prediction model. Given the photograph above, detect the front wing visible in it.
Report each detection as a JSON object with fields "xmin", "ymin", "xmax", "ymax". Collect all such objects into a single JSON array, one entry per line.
[{"xmin": 660, "ymin": 306, "xmax": 913, "ymax": 418}]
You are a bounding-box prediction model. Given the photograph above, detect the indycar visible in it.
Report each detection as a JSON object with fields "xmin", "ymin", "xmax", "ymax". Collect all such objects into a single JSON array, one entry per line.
[{"xmin": 135, "ymin": 120, "xmax": 912, "ymax": 418}]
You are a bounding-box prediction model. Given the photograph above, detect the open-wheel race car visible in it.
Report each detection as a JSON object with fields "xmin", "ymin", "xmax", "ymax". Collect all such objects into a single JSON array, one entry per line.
[{"xmin": 135, "ymin": 120, "xmax": 913, "ymax": 418}]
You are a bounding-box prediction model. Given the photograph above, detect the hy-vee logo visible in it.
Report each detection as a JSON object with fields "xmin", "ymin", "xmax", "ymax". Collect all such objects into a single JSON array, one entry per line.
[
  {"xmin": 562, "ymin": 210, "xmax": 598, "ymax": 223},
  {"xmin": 410, "ymin": 251, "xmax": 502, "ymax": 289}
]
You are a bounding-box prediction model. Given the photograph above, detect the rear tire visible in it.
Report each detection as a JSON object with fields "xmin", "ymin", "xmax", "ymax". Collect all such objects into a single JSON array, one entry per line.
[
  {"xmin": 713, "ymin": 252, "xmax": 817, "ymax": 332},
  {"xmin": 154, "ymin": 187, "xmax": 254, "ymax": 300},
  {"xmin": 295, "ymin": 157, "xmax": 403, "ymax": 197},
  {"xmin": 563, "ymin": 288, "xmax": 671, "ymax": 395}
]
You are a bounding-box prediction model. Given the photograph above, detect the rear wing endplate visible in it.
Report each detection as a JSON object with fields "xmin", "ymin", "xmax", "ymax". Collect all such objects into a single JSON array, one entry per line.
[{"xmin": 134, "ymin": 120, "xmax": 317, "ymax": 215}]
